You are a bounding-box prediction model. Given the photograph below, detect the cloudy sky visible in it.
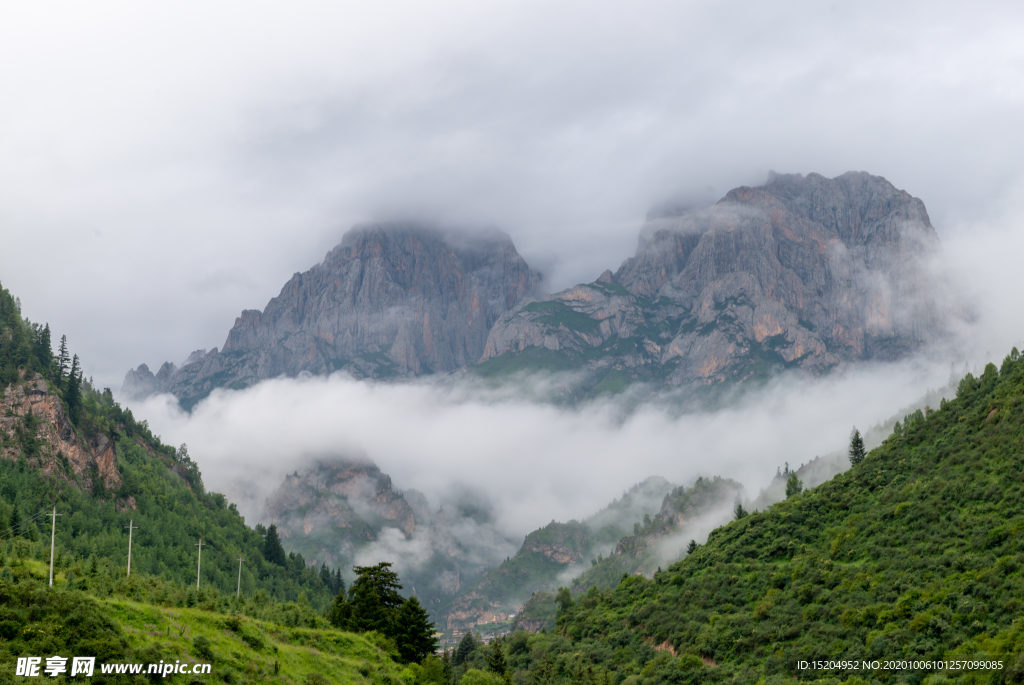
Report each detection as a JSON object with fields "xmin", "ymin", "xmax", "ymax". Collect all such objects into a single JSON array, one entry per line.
[{"xmin": 1, "ymin": 0, "xmax": 1023, "ymax": 389}]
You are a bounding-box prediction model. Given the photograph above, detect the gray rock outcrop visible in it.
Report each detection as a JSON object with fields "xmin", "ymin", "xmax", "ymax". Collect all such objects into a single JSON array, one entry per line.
[
  {"xmin": 479, "ymin": 171, "xmax": 949, "ymax": 388},
  {"xmin": 123, "ymin": 223, "xmax": 541, "ymax": 407}
]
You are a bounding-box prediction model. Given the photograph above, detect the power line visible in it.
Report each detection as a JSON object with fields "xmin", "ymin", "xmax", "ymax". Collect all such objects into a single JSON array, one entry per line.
[{"xmin": 0, "ymin": 508, "xmax": 52, "ymax": 542}]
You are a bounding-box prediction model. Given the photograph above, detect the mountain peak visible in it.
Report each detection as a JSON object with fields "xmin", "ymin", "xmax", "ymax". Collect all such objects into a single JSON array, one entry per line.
[{"xmin": 123, "ymin": 222, "xmax": 542, "ymax": 407}]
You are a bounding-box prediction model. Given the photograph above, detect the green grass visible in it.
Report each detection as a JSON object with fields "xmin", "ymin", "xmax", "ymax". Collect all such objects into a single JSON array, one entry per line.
[
  {"xmin": 522, "ymin": 301, "xmax": 602, "ymax": 335},
  {"xmin": 588, "ymin": 370, "xmax": 631, "ymax": 396},
  {"xmin": 0, "ymin": 557, "xmax": 417, "ymax": 685},
  {"xmin": 473, "ymin": 346, "xmax": 580, "ymax": 378}
]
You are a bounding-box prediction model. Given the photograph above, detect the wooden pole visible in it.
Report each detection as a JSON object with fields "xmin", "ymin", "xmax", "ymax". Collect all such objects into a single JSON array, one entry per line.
[
  {"xmin": 195, "ymin": 537, "xmax": 204, "ymax": 589},
  {"xmin": 125, "ymin": 520, "xmax": 139, "ymax": 577},
  {"xmin": 48, "ymin": 507, "xmax": 61, "ymax": 587}
]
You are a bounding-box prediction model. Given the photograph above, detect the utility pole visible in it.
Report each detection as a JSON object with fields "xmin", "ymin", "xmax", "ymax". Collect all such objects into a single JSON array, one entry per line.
[
  {"xmin": 195, "ymin": 537, "xmax": 204, "ymax": 589},
  {"xmin": 236, "ymin": 557, "xmax": 245, "ymax": 598},
  {"xmin": 48, "ymin": 506, "xmax": 62, "ymax": 587},
  {"xmin": 124, "ymin": 519, "xmax": 139, "ymax": 577}
]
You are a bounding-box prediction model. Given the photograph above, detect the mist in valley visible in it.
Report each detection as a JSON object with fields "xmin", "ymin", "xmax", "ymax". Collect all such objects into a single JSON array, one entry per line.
[{"xmin": 128, "ymin": 344, "xmax": 958, "ymax": 577}]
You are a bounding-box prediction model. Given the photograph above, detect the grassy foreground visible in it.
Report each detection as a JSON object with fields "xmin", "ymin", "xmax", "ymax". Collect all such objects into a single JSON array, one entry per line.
[{"xmin": 0, "ymin": 558, "xmax": 418, "ymax": 685}]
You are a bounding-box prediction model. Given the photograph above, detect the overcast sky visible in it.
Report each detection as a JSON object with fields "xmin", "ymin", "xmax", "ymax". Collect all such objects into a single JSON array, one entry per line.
[{"xmin": 2, "ymin": 0, "xmax": 1023, "ymax": 389}]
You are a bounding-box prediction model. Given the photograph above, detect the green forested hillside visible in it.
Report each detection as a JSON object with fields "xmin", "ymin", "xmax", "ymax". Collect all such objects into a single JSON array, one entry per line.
[
  {"xmin": 494, "ymin": 347, "xmax": 1024, "ymax": 684},
  {"xmin": 0, "ymin": 282, "xmax": 336, "ymax": 610}
]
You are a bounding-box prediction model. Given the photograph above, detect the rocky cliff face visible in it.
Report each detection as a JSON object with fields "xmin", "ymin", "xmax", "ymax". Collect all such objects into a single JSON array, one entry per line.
[
  {"xmin": 2, "ymin": 373, "xmax": 124, "ymax": 499},
  {"xmin": 262, "ymin": 460, "xmax": 418, "ymax": 563},
  {"xmin": 261, "ymin": 457, "xmax": 505, "ymax": 616},
  {"xmin": 480, "ymin": 171, "xmax": 948, "ymax": 390},
  {"xmin": 124, "ymin": 224, "xmax": 541, "ymax": 407}
]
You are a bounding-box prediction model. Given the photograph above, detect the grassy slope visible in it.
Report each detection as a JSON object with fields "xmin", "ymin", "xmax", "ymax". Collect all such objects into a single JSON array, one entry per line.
[
  {"xmin": 501, "ymin": 349, "xmax": 1024, "ymax": 685},
  {"xmin": 0, "ymin": 558, "xmax": 412, "ymax": 685}
]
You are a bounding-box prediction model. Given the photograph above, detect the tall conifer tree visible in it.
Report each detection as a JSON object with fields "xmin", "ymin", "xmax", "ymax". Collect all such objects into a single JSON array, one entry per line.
[
  {"xmin": 347, "ymin": 562, "xmax": 404, "ymax": 634},
  {"xmin": 263, "ymin": 524, "xmax": 287, "ymax": 566},
  {"xmin": 849, "ymin": 428, "xmax": 866, "ymax": 465},
  {"xmin": 487, "ymin": 640, "xmax": 508, "ymax": 677},
  {"xmin": 65, "ymin": 354, "xmax": 82, "ymax": 424},
  {"xmin": 56, "ymin": 335, "xmax": 69, "ymax": 387},
  {"xmin": 454, "ymin": 632, "xmax": 477, "ymax": 666},
  {"xmin": 395, "ymin": 596, "xmax": 438, "ymax": 663}
]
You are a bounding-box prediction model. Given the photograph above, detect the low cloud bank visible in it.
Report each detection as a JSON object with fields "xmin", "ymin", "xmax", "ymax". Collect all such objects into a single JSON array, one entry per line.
[{"xmin": 135, "ymin": 356, "xmax": 951, "ymax": 543}]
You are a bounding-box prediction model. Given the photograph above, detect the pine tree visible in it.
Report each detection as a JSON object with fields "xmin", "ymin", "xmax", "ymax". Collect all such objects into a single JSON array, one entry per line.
[
  {"xmin": 454, "ymin": 631, "xmax": 477, "ymax": 666},
  {"xmin": 686, "ymin": 539, "xmax": 698, "ymax": 555},
  {"xmin": 785, "ymin": 472, "xmax": 803, "ymax": 498},
  {"xmin": 347, "ymin": 562, "xmax": 405, "ymax": 635},
  {"xmin": 555, "ymin": 587, "xmax": 573, "ymax": 615},
  {"xmin": 262, "ymin": 524, "xmax": 287, "ymax": 566},
  {"xmin": 320, "ymin": 562, "xmax": 330, "ymax": 587},
  {"xmin": 326, "ymin": 587, "xmax": 352, "ymax": 630},
  {"xmin": 7, "ymin": 503, "xmax": 21, "ymax": 536},
  {"xmin": 441, "ymin": 649, "xmax": 453, "ymax": 684},
  {"xmin": 395, "ymin": 596, "xmax": 438, "ymax": 663},
  {"xmin": 56, "ymin": 335, "xmax": 69, "ymax": 387},
  {"xmin": 486, "ymin": 640, "xmax": 508, "ymax": 677},
  {"xmin": 849, "ymin": 428, "xmax": 866, "ymax": 466},
  {"xmin": 65, "ymin": 354, "xmax": 82, "ymax": 424},
  {"xmin": 733, "ymin": 501, "xmax": 748, "ymax": 520},
  {"xmin": 333, "ymin": 568, "xmax": 345, "ymax": 596},
  {"xmin": 32, "ymin": 324, "xmax": 52, "ymax": 370}
]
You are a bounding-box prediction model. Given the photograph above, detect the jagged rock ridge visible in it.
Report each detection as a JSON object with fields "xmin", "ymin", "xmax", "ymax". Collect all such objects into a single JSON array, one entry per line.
[
  {"xmin": 480, "ymin": 171, "xmax": 948, "ymax": 388},
  {"xmin": 124, "ymin": 224, "xmax": 541, "ymax": 407},
  {"xmin": 125, "ymin": 171, "xmax": 952, "ymax": 405}
]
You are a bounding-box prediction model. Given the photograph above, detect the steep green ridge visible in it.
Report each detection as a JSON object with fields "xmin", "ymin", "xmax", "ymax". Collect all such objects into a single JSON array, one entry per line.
[
  {"xmin": 0, "ymin": 282, "xmax": 336, "ymax": 610},
  {"xmin": 496, "ymin": 347, "xmax": 1024, "ymax": 684}
]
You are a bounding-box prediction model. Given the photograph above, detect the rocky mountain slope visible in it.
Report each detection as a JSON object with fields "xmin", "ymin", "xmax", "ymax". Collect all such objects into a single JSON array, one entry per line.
[
  {"xmin": 263, "ymin": 460, "xmax": 418, "ymax": 562},
  {"xmin": 260, "ymin": 460, "xmax": 677, "ymax": 636},
  {"xmin": 124, "ymin": 224, "xmax": 541, "ymax": 408},
  {"xmin": 441, "ymin": 477, "xmax": 675, "ymax": 635},
  {"xmin": 260, "ymin": 457, "xmax": 517, "ymax": 620},
  {"xmin": 1, "ymin": 373, "xmax": 123, "ymax": 497},
  {"xmin": 479, "ymin": 171, "xmax": 948, "ymax": 390}
]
